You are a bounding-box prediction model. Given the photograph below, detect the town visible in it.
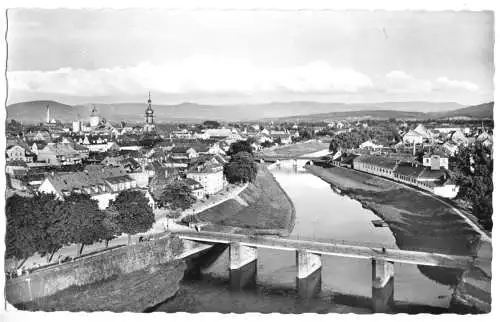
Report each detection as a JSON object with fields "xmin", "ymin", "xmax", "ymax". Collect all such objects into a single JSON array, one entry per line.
[{"xmin": 5, "ymin": 94, "xmax": 493, "ymax": 277}]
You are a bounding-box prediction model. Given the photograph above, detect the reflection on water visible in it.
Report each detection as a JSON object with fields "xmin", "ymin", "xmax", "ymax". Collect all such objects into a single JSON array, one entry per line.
[{"xmin": 155, "ymin": 160, "xmax": 454, "ymax": 312}]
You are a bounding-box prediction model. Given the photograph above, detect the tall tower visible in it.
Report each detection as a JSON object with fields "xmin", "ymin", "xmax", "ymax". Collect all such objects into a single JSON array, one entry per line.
[
  {"xmin": 46, "ymin": 104, "xmax": 50, "ymax": 123},
  {"xmin": 144, "ymin": 91, "xmax": 156, "ymax": 133},
  {"xmin": 89, "ymin": 105, "xmax": 100, "ymax": 127}
]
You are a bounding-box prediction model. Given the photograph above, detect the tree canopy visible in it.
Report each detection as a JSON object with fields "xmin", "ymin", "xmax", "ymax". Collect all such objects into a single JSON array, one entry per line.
[
  {"xmin": 158, "ymin": 180, "xmax": 197, "ymax": 211},
  {"xmin": 203, "ymin": 120, "xmax": 221, "ymax": 129},
  {"xmin": 451, "ymin": 143, "xmax": 493, "ymax": 231},
  {"xmin": 110, "ymin": 190, "xmax": 155, "ymax": 238},
  {"xmin": 227, "ymin": 140, "xmax": 254, "ymax": 156},
  {"xmin": 224, "ymin": 151, "xmax": 258, "ymax": 184}
]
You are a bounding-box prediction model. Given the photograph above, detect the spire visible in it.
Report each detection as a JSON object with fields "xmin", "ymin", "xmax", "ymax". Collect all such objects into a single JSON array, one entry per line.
[
  {"xmin": 46, "ymin": 104, "xmax": 50, "ymax": 123},
  {"xmin": 148, "ymin": 91, "xmax": 152, "ymax": 104}
]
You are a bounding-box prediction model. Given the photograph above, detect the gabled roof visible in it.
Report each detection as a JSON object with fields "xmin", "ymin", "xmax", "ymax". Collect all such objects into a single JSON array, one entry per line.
[
  {"xmin": 395, "ymin": 162, "xmax": 425, "ymax": 177},
  {"xmin": 171, "ymin": 146, "xmax": 196, "ymax": 154},
  {"xmin": 418, "ymin": 168, "xmax": 447, "ymax": 180},
  {"xmin": 45, "ymin": 166, "xmax": 130, "ymax": 196},
  {"xmin": 353, "ymin": 154, "xmax": 399, "ymax": 170}
]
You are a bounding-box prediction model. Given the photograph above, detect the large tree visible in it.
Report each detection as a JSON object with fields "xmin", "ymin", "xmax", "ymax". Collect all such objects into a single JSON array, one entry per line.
[
  {"xmin": 158, "ymin": 180, "xmax": 197, "ymax": 211},
  {"xmin": 224, "ymin": 151, "xmax": 258, "ymax": 184},
  {"xmin": 5, "ymin": 195, "xmax": 40, "ymax": 267},
  {"xmin": 31, "ymin": 193, "xmax": 68, "ymax": 262},
  {"xmin": 228, "ymin": 140, "xmax": 254, "ymax": 156},
  {"xmin": 61, "ymin": 193, "xmax": 111, "ymax": 257},
  {"xmin": 110, "ymin": 190, "xmax": 155, "ymax": 244}
]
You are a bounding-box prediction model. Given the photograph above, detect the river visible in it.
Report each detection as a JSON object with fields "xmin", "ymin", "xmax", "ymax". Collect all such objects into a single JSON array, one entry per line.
[{"xmin": 154, "ymin": 160, "xmax": 454, "ymax": 313}]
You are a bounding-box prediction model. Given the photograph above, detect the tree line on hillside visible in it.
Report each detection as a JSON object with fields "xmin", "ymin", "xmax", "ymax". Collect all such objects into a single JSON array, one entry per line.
[{"xmin": 5, "ymin": 190, "xmax": 154, "ymax": 269}]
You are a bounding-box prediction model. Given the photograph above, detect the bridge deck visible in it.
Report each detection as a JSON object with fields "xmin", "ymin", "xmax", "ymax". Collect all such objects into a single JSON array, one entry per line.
[
  {"xmin": 177, "ymin": 231, "xmax": 474, "ymax": 269},
  {"xmin": 257, "ymin": 155, "xmax": 318, "ymax": 161}
]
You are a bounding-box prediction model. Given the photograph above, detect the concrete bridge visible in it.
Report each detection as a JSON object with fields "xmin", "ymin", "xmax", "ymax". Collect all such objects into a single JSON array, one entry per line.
[
  {"xmin": 256, "ymin": 155, "xmax": 320, "ymax": 164},
  {"xmin": 175, "ymin": 231, "xmax": 475, "ymax": 313}
]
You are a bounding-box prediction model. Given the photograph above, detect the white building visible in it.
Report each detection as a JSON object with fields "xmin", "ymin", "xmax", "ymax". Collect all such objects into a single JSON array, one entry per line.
[{"xmin": 186, "ymin": 161, "xmax": 225, "ymax": 195}]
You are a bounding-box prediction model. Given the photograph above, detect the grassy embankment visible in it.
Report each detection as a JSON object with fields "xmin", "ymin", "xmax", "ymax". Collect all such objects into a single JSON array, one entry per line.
[
  {"xmin": 196, "ymin": 164, "xmax": 295, "ymax": 236},
  {"xmin": 306, "ymin": 165, "xmax": 483, "ymax": 286},
  {"xmin": 260, "ymin": 140, "xmax": 329, "ymax": 157}
]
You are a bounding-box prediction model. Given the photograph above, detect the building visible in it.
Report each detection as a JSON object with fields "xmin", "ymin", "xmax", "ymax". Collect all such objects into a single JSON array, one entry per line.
[
  {"xmin": 352, "ymin": 154, "xmax": 399, "ymax": 179},
  {"xmin": 184, "ymin": 178, "xmax": 205, "ymax": 199},
  {"xmin": 186, "ymin": 160, "xmax": 225, "ymax": 195},
  {"xmin": 6, "ymin": 143, "xmax": 36, "ymax": 163},
  {"xmin": 36, "ymin": 142, "xmax": 88, "ymax": 165},
  {"xmin": 422, "ymin": 152, "xmax": 449, "ymax": 170},
  {"xmin": 359, "ymin": 140, "xmax": 383, "ymax": 150},
  {"xmin": 170, "ymin": 146, "xmax": 199, "ymax": 161},
  {"xmin": 89, "ymin": 105, "xmax": 101, "ymax": 127},
  {"xmin": 72, "ymin": 121, "xmax": 82, "ymax": 133},
  {"xmin": 38, "ymin": 165, "xmax": 137, "ymax": 209},
  {"xmin": 144, "ymin": 92, "xmax": 156, "ymax": 133}
]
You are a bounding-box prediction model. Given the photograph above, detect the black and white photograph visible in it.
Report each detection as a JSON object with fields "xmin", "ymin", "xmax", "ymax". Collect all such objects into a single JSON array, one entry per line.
[{"xmin": 0, "ymin": 1, "xmax": 496, "ymax": 318}]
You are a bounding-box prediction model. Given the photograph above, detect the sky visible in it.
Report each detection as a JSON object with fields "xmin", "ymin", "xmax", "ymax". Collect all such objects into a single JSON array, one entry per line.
[{"xmin": 6, "ymin": 9, "xmax": 495, "ymax": 106}]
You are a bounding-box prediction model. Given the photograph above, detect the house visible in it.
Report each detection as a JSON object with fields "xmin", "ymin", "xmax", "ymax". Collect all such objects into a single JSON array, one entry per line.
[
  {"xmin": 38, "ymin": 165, "xmax": 137, "ymax": 209},
  {"xmin": 402, "ymin": 130, "xmax": 424, "ymax": 145},
  {"xmin": 394, "ymin": 162, "xmax": 426, "ymax": 185},
  {"xmin": 352, "ymin": 155, "xmax": 399, "ymax": 179},
  {"xmin": 37, "ymin": 143, "xmax": 87, "ymax": 165},
  {"xmin": 184, "ymin": 178, "xmax": 205, "ymax": 200},
  {"xmin": 448, "ymin": 129, "xmax": 468, "ymax": 146},
  {"xmin": 270, "ymin": 131, "xmax": 292, "ymax": 144},
  {"xmin": 477, "ymin": 131, "xmax": 493, "ymax": 148},
  {"xmin": 6, "ymin": 144, "xmax": 36, "ymax": 163},
  {"xmin": 359, "ymin": 140, "xmax": 383, "ymax": 150},
  {"xmin": 170, "ymin": 146, "xmax": 198, "ymax": 161},
  {"xmin": 186, "ymin": 160, "xmax": 225, "ymax": 195},
  {"xmin": 422, "ymin": 152, "xmax": 449, "ymax": 170}
]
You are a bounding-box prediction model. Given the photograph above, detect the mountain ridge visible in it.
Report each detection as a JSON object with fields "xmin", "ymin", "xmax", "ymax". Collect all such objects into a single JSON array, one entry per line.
[{"xmin": 6, "ymin": 100, "xmax": 492, "ymax": 123}]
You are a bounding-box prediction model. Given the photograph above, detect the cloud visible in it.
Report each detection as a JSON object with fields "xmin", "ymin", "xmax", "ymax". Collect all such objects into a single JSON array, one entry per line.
[
  {"xmin": 8, "ymin": 58, "xmax": 374, "ymax": 97},
  {"xmin": 382, "ymin": 70, "xmax": 479, "ymax": 94},
  {"xmin": 9, "ymin": 61, "xmax": 480, "ymax": 102}
]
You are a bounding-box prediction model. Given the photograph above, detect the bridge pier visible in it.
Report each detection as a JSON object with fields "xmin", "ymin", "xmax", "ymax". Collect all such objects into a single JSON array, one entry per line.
[
  {"xmin": 296, "ymin": 250, "xmax": 322, "ymax": 299},
  {"xmin": 372, "ymin": 259, "xmax": 395, "ymax": 313},
  {"xmin": 229, "ymin": 242, "xmax": 257, "ymax": 290}
]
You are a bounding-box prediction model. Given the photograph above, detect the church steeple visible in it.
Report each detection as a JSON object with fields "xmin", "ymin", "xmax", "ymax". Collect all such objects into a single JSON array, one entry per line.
[{"xmin": 144, "ymin": 91, "xmax": 155, "ymax": 133}]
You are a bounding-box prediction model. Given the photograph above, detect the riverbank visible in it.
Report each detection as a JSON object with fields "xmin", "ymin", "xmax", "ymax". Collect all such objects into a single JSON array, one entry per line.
[
  {"xmin": 195, "ymin": 164, "xmax": 295, "ymax": 236},
  {"xmin": 305, "ymin": 164, "xmax": 482, "ymax": 256},
  {"xmin": 260, "ymin": 140, "xmax": 329, "ymax": 158},
  {"xmin": 305, "ymin": 164, "xmax": 489, "ymax": 292}
]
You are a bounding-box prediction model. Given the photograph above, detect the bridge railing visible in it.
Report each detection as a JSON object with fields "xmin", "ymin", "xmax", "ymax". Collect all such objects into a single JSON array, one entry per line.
[{"xmin": 182, "ymin": 231, "xmax": 476, "ymax": 257}]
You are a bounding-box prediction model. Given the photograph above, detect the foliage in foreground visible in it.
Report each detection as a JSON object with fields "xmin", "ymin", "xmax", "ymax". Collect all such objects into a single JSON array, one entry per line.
[{"xmin": 451, "ymin": 143, "xmax": 493, "ymax": 231}]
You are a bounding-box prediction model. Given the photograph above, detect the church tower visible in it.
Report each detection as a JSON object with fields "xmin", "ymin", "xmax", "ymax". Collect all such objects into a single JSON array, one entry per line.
[
  {"xmin": 144, "ymin": 91, "xmax": 156, "ymax": 133},
  {"xmin": 46, "ymin": 104, "xmax": 50, "ymax": 123}
]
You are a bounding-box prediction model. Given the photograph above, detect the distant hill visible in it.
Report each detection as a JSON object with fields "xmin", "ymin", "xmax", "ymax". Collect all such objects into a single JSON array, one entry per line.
[
  {"xmin": 428, "ymin": 102, "xmax": 493, "ymax": 120},
  {"xmin": 6, "ymin": 100, "xmax": 77, "ymax": 123},
  {"xmin": 262, "ymin": 102, "xmax": 494, "ymax": 122},
  {"xmin": 5, "ymin": 99, "xmax": 491, "ymax": 124}
]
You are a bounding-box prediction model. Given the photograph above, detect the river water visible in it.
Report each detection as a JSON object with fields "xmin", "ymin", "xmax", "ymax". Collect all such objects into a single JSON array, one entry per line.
[{"xmin": 155, "ymin": 160, "xmax": 454, "ymax": 313}]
